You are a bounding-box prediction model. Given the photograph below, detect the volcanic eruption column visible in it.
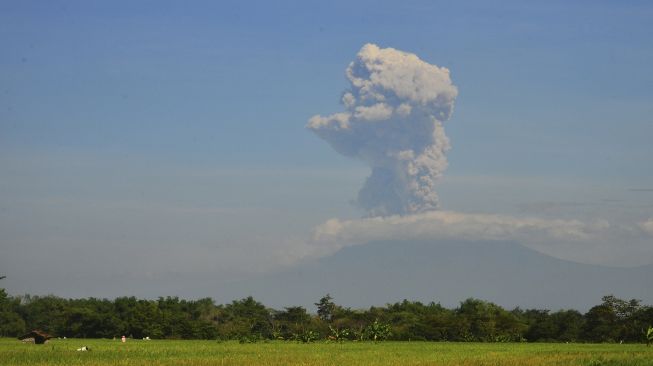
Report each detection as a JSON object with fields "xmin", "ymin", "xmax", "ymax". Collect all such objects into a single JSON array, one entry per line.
[{"xmin": 307, "ymin": 44, "xmax": 458, "ymax": 216}]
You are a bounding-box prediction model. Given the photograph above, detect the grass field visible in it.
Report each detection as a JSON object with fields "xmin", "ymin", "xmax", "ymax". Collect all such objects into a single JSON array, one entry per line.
[{"xmin": 2, "ymin": 338, "xmax": 652, "ymax": 366}]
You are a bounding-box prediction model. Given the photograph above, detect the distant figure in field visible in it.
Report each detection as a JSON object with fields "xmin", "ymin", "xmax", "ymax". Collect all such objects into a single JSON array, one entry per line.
[
  {"xmin": 18, "ymin": 330, "xmax": 54, "ymax": 344},
  {"xmin": 121, "ymin": 335, "xmax": 126, "ymax": 343},
  {"xmin": 76, "ymin": 346, "xmax": 90, "ymax": 351}
]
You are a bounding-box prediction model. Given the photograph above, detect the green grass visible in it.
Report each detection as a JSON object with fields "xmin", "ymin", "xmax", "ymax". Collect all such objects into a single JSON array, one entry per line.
[{"xmin": 2, "ymin": 338, "xmax": 652, "ymax": 366}]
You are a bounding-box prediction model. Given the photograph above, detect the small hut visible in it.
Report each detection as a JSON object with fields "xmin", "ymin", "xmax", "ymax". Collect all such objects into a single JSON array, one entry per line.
[{"xmin": 18, "ymin": 330, "xmax": 54, "ymax": 344}]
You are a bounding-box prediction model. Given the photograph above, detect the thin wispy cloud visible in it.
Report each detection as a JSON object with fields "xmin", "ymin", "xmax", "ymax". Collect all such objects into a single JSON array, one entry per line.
[{"xmin": 640, "ymin": 218, "xmax": 653, "ymax": 236}]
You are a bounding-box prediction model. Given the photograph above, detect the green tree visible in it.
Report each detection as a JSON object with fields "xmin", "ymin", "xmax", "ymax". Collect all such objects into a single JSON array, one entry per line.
[
  {"xmin": 456, "ymin": 298, "xmax": 523, "ymax": 342},
  {"xmin": 274, "ymin": 306, "xmax": 311, "ymax": 339},
  {"xmin": 315, "ymin": 294, "xmax": 337, "ymax": 322},
  {"xmin": 218, "ymin": 297, "xmax": 272, "ymax": 339},
  {"xmin": 384, "ymin": 300, "xmax": 454, "ymax": 341},
  {"xmin": 550, "ymin": 310, "xmax": 584, "ymax": 342},
  {"xmin": 583, "ymin": 304, "xmax": 618, "ymax": 342},
  {"xmin": 591, "ymin": 295, "xmax": 642, "ymax": 342},
  {"xmin": 19, "ymin": 295, "xmax": 68, "ymax": 335},
  {"xmin": 0, "ymin": 289, "xmax": 25, "ymax": 336},
  {"xmin": 523, "ymin": 309, "xmax": 556, "ymax": 341}
]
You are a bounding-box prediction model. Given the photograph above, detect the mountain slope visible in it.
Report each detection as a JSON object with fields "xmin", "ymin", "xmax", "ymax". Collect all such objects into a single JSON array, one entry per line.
[{"xmin": 220, "ymin": 240, "xmax": 652, "ymax": 311}]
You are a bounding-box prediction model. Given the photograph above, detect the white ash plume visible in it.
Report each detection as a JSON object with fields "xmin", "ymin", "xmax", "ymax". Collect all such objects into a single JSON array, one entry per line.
[{"xmin": 308, "ymin": 44, "xmax": 458, "ymax": 216}]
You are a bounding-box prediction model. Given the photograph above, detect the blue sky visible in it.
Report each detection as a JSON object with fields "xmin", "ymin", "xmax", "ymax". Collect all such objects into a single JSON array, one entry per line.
[
  {"xmin": 3, "ymin": 1, "xmax": 652, "ymax": 172},
  {"xmin": 1, "ymin": 1, "xmax": 652, "ymax": 301}
]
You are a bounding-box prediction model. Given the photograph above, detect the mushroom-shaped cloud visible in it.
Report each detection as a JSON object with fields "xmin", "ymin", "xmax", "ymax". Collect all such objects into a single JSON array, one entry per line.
[{"xmin": 308, "ymin": 44, "xmax": 458, "ymax": 216}]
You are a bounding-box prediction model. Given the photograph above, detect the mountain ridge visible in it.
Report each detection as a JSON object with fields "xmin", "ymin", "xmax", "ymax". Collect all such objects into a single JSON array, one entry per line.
[{"xmin": 220, "ymin": 239, "xmax": 652, "ymax": 311}]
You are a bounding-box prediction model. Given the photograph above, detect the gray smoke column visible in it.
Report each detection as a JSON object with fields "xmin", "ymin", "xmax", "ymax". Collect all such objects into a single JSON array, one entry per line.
[{"xmin": 307, "ymin": 44, "xmax": 458, "ymax": 216}]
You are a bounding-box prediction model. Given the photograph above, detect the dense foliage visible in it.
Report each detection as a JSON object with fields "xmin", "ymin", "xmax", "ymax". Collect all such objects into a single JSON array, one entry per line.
[{"xmin": 1, "ymin": 289, "xmax": 651, "ymax": 343}]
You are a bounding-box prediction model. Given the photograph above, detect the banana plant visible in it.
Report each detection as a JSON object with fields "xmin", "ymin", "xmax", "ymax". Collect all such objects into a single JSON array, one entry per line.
[
  {"xmin": 364, "ymin": 319, "xmax": 392, "ymax": 342},
  {"xmin": 328, "ymin": 325, "xmax": 350, "ymax": 342},
  {"xmin": 645, "ymin": 326, "xmax": 653, "ymax": 346},
  {"xmin": 292, "ymin": 330, "xmax": 319, "ymax": 343}
]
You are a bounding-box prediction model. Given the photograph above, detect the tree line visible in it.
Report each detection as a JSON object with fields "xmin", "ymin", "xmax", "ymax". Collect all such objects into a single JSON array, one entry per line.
[{"xmin": 1, "ymin": 289, "xmax": 652, "ymax": 343}]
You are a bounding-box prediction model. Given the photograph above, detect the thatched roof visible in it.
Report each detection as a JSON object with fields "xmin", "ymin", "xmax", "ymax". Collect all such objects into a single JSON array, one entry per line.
[{"xmin": 18, "ymin": 330, "xmax": 54, "ymax": 344}]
